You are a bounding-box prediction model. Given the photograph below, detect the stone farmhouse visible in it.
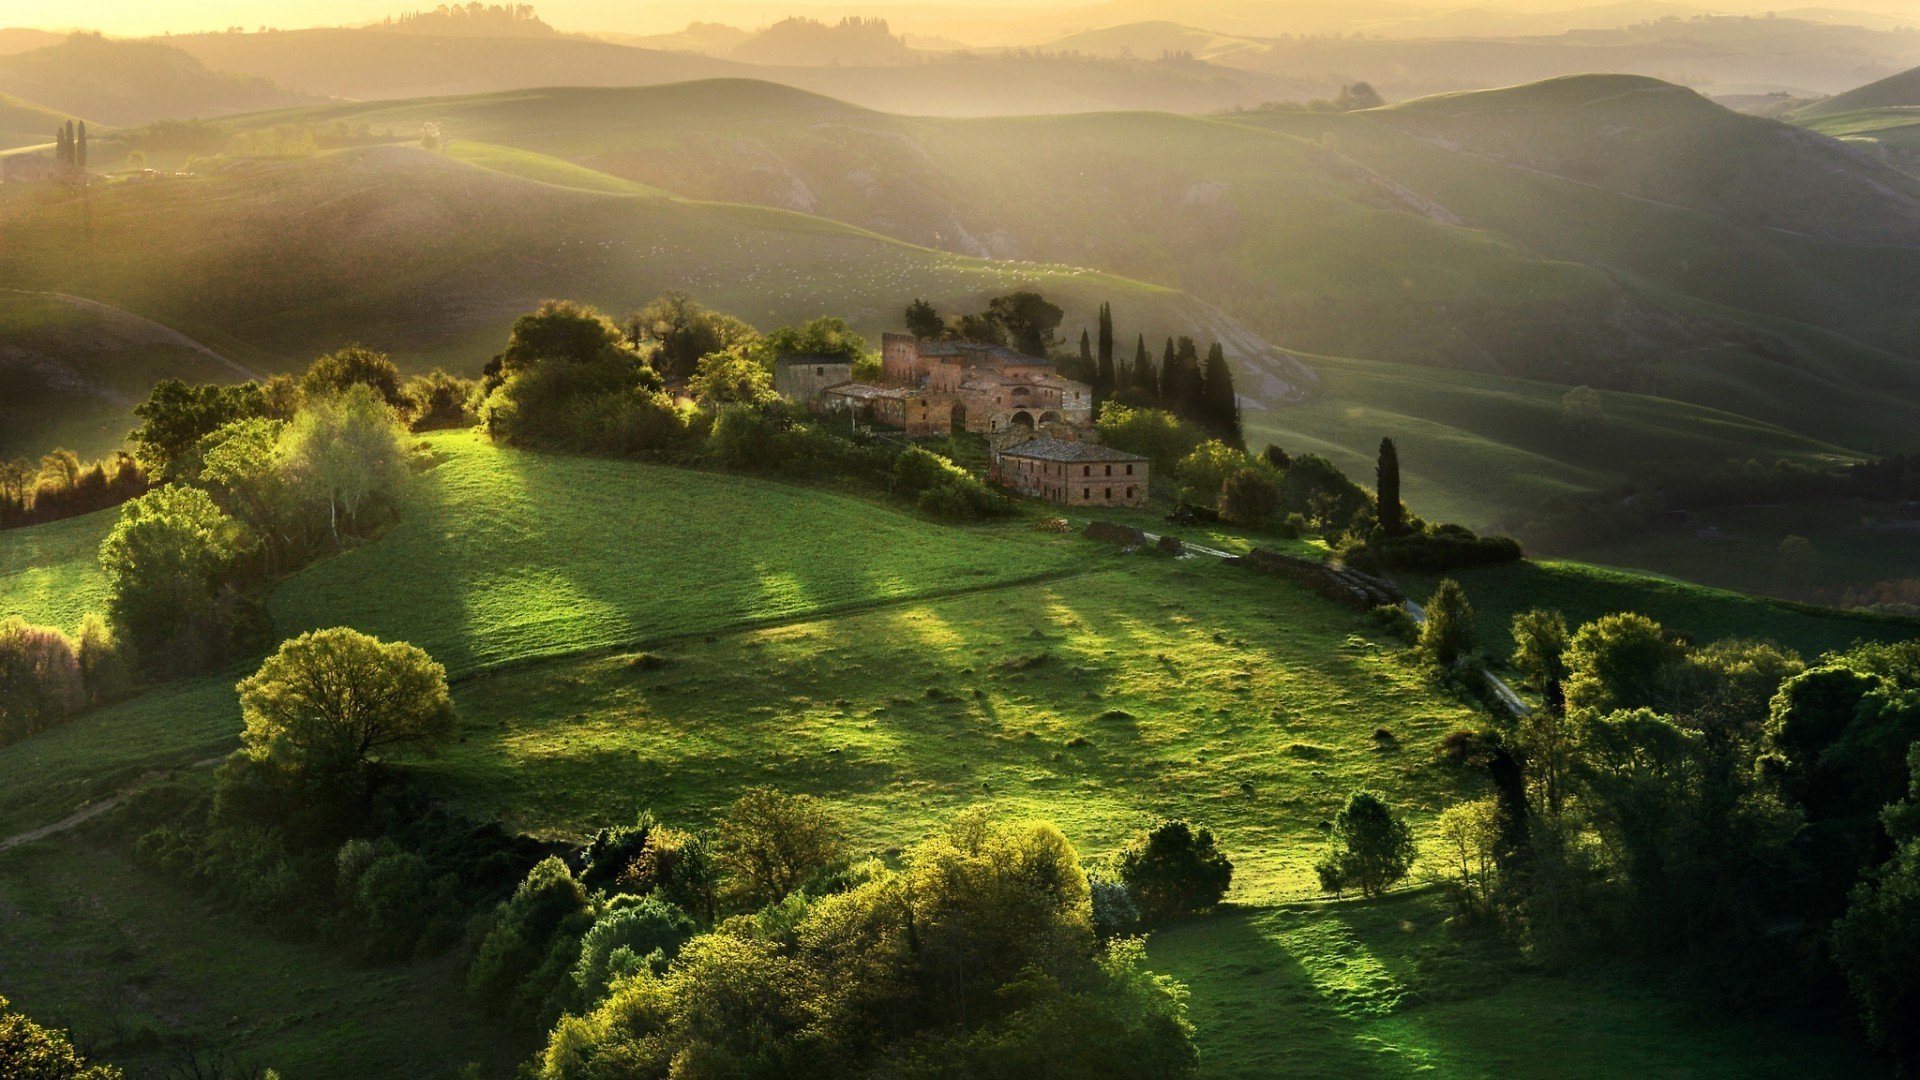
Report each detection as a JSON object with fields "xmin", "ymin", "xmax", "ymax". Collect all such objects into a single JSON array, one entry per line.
[
  {"xmin": 993, "ymin": 438, "xmax": 1150, "ymax": 509},
  {"xmin": 777, "ymin": 333, "xmax": 1094, "ymax": 440},
  {"xmin": 776, "ymin": 331, "xmax": 1146, "ymax": 509}
]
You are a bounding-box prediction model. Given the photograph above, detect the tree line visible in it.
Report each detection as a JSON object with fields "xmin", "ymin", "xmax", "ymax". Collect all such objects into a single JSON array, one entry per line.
[{"xmin": 1395, "ymin": 575, "xmax": 1920, "ymax": 1071}]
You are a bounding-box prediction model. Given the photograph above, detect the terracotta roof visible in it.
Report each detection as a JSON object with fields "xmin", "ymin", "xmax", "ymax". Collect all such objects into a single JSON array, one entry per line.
[{"xmin": 999, "ymin": 438, "xmax": 1147, "ymax": 463}]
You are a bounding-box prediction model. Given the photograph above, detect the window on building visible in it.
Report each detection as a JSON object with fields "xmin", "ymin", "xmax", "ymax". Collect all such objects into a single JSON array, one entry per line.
[
  {"xmin": 1126, "ymin": 464, "xmax": 1134, "ymax": 476},
  {"xmin": 1083, "ymin": 465, "xmax": 1091, "ymax": 477},
  {"xmin": 1105, "ymin": 465, "xmax": 1112, "ymax": 476},
  {"xmin": 1083, "ymin": 488, "xmax": 1090, "ymax": 499},
  {"xmin": 1105, "ymin": 488, "xmax": 1112, "ymax": 499},
  {"xmin": 1127, "ymin": 487, "xmax": 1135, "ymax": 498},
  {"xmin": 816, "ymin": 366, "xmax": 825, "ymax": 377}
]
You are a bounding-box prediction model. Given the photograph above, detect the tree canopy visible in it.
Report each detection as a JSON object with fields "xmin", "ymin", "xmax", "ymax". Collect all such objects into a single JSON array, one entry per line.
[{"xmin": 237, "ymin": 627, "xmax": 456, "ymax": 775}]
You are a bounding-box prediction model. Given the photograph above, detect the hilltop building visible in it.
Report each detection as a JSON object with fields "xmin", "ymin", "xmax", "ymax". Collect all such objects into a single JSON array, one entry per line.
[
  {"xmin": 779, "ymin": 333, "xmax": 1094, "ymax": 440},
  {"xmin": 993, "ymin": 438, "xmax": 1149, "ymax": 509}
]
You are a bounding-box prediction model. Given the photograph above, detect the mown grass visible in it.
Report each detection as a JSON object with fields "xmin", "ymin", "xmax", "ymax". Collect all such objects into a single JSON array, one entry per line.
[
  {"xmin": 0, "ymin": 506, "xmax": 114, "ymax": 632},
  {"xmin": 443, "ymin": 141, "xmax": 664, "ymax": 197}
]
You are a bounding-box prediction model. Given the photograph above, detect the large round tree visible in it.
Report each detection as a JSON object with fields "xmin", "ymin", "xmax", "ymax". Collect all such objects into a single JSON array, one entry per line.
[{"xmin": 237, "ymin": 627, "xmax": 455, "ymax": 775}]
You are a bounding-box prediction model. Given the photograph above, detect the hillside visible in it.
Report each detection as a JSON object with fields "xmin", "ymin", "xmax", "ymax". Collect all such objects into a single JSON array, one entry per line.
[
  {"xmin": 0, "ymin": 135, "xmax": 1284, "ymax": 409},
  {"xmin": 243, "ymin": 78, "xmax": 1920, "ymax": 455},
  {"xmin": 1796, "ymin": 59, "xmax": 1920, "ymax": 117},
  {"xmin": 0, "ymin": 430, "xmax": 1901, "ymax": 1076},
  {"xmin": 0, "ymin": 28, "xmax": 62, "ymax": 56},
  {"xmin": 0, "ymin": 291, "xmax": 257, "ymax": 458},
  {"xmin": 0, "ymin": 89, "xmax": 68, "ymax": 151},
  {"xmin": 0, "ymin": 33, "xmax": 308, "ymax": 127},
  {"xmin": 160, "ymin": 28, "xmax": 1313, "ymax": 116}
]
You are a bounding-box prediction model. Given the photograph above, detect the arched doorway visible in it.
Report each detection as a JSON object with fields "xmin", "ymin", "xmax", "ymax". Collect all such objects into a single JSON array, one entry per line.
[
  {"xmin": 1038, "ymin": 410, "xmax": 1061, "ymax": 426},
  {"xmin": 1010, "ymin": 410, "xmax": 1035, "ymax": 432},
  {"xmin": 950, "ymin": 402, "xmax": 969, "ymax": 434}
]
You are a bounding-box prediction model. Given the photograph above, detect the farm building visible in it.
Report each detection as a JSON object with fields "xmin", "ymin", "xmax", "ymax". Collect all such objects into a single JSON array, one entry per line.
[
  {"xmin": 993, "ymin": 438, "xmax": 1149, "ymax": 509},
  {"xmin": 774, "ymin": 355, "xmax": 855, "ymax": 402},
  {"xmin": 781, "ymin": 332, "xmax": 1094, "ymax": 439}
]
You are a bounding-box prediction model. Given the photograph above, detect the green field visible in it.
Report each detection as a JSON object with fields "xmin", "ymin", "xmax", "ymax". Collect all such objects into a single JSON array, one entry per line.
[
  {"xmin": 0, "ymin": 506, "xmax": 114, "ymax": 633},
  {"xmin": 1, "ymin": 435, "xmax": 1906, "ymax": 1076}
]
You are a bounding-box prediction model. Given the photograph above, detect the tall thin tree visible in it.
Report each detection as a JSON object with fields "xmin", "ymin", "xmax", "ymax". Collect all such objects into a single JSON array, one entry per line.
[
  {"xmin": 75, "ymin": 120, "xmax": 87, "ymax": 169},
  {"xmin": 1170, "ymin": 337, "xmax": 1205, "ymax": 419},
  {"xmin": 1077, "ymin": 328, "xmax": 1094, "ymax": 384},
  {"xmin": 1377, "ymin": 437, "xmax": 1405, "ymax": 536},
  {"xmin": 1096, "ymin": 302, "xmax": 1116, "ymax": 393},
  {"xmin": 1132, "ymin": 334, "xmax": 1156, "ymax": 399},
  {"xmin": 54, "ymin": 125, "xmax": 69, "ymax": 165},
  {"xmin": 1201, "ymin": 341, "xmax": 1241, "ymax": 445}
]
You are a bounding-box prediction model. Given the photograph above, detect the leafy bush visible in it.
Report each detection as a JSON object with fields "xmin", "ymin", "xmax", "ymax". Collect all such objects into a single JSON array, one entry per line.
[
  {"xmin": 0, "ymin": 618, "xmax": 86, "ymax": 746},
  {"xmin": 1315, "ymin": 791, "xmax": 1416, "ymax": 898},
  {"xmin": 716, "ymin": 788, "xmax": 847, "ymax": 911},
  {"xmin": 571, "ymin": 897, "xmax": 697, "ymax": 1007},
  {"xmin": 1088, "ymin": 874, "xmax": 1140, "ymax": 940},
  {"xmin": 1341, "ymin": 525, "xmax": 1523, "ymax": 574},
  {"xmin": 403, "ymin": 369, "xmax": 479, "ymax": 431},
  {"xmin": 1117, "ymin": 820, "xmax": 1233, "ymax": 922},
  {"xmin": 99, "ymin": 485, "xmax": 240, "ymax": 676},
  {"xmin": 334, "ymin": 838, "xmax": 464, "ymax": 960},
  {"xmin": 469, "ymin": 857, "xmax": 596, "ymax": 1024},
  {"xmin": 0, "ymin": 994, "xmax": 124, "ymax": 1078},
  {"xmin": 1367, "ymin": 604, "xmax": 1419, "ymax": 645},
  {"xmin": 1219, "ymin": 467, "xmax": 1281, "ymax": 527}
]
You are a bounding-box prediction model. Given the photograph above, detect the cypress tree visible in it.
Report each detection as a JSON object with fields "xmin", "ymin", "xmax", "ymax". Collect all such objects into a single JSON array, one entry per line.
[
  {"xmin": 1077, "ymin": 328, "xmax": 1093, "ymax": 384},
  {"xmin": 76, "ymin": 121, "xmax": 87, "ymax": 169},
  {"xmin": 1201, "ymin": 341, "xmax": 1240, "ymax": 445},
  {"xmin": 1132, "ymin": 334, "xmax": 1156, "ymax": 398},
  {"xmin": 1096, "ymin": 303, "xmax": 1116, "ymax": 392},
  {"xmin": 64, "ymin": 120, "xmax": 75, "ymax": 161},
  {"xmin": 1377, "ymin": 437, "xmax": 1405, "ymax": 536},
  {"xmin": 1160, "ymin": 338, "xmax": 1177, "ymax": 406},
  {"xmin": 55, "ymin": 125, "xmax": 69, "ymax": 165},
  {"xmin": 1170, "ymin": 337, "xmax": 1205, "ymax": 418}
]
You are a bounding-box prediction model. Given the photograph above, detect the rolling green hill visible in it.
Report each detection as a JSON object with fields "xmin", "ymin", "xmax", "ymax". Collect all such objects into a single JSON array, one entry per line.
[
  {"xmin": 1795, "ymin": 59, "xmax": 1920, "ymax": 118},
  {"xmin": 237, "ymin": 77, "xmax": 1920, "ymax": 457},
  {"xmin": 0, "ymin": 430, "xmax": 1896, "ymax": 1077},
  {"xmin": 0, "ymin": 33, "xmax": 308, "ymax": 127}
]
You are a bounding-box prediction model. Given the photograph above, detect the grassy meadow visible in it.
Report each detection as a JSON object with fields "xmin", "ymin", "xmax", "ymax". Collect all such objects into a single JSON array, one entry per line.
[
  {"xmin": 0, "ymin": 433, "xmax": 1907, "ymax": 1076},
  {"xmin": 0, "ymin": 505, "xmax": 113, "ymax": 632}
]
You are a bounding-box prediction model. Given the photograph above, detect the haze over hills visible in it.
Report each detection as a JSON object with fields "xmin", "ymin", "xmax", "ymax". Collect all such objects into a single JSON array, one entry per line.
[{"xmin": 0, "ymin": 32, "xmax": 308, "ymax": 127}]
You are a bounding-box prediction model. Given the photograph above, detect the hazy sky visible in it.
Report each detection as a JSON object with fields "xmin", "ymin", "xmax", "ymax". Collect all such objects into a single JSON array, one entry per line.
[{"xmin": 20, "ymin": 2, "xmax": 1062, "ymax": 37}]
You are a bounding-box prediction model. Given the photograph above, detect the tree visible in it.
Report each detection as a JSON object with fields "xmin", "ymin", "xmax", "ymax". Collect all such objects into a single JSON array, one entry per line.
[
  {"xmin": 99, "ymin": 485, "xmax": 237, "ymax": 671},
  {"xmin": 279, "ymin": 384, "xmax": 411, "ymax": 541},
  {"xmin": 986, "ymin": 291, "xmax": 1064, "ymax": 357},
  {"xmin": 1434, "ymin": 797, "xmax": 1502, "ymax": 908},
  {"xmin": 1174, "ymin": 440, "xmax": 1250, "ymax": 508},
  {"xmin": 1832, "ymin": 744, "xmax": 1920, "ymax": 1071},
  {"xmin": 1096, "ymin": 404, "xmax": 1202, "ymax": 475},
  {"xmin": 301, "ymin": 344, "xmax": 407, "ymax": 408},
  {"xmin": 1563, "ymin": 613, "xmax": 1686, "ymax": 715},
  {"xmin": 1318, "ymin": 790, "xmax": 1416, "ymax": 898},
  {"xmin": 751, "ymin": 316, "xmax": 864, "ymax": 366},
  {"xmin": 1097, "ymin": 302, "xmax": 1116, "ymax": 393},
  {"xmin": 0, "ymin": 994, "xmax": 123, "ymax": 1079},
  {"xmin": 0, "ymin": 619, "xmax": 85, "ymax": 746},
  {"xmin": 196, "ymin": 417, "xmax": 294, "ymax": 564},
  {"xmin": 1078, "ymin": 328, "xmax": 1094, "ymax": 379},
  {"xmin": 1117, "ymin": 819, "xmax": 1233, "ymax": 921},
  {"xmin": 55, "ymin": 123, "xmax": 69, "ymax": 165},
  {"xmin": 687, "ymin": 347, "xmax": 775, "ymax": 406},
  {"xmin": 401, "ymin": 369, "xmax": 478, "ymax": 431},
  {"xmin": 1511, "ymin": 609, "xmax": 1570, "ymax": 713},
  {"xmin": 237, "ymin": 627, "xmax": 456, "ymax": 775},
  {"xmin": 509, "ymin": 299, "xmax": 647, "ymax": 375},
  {"xmin": 75, "ymin": 120, "xmax": 87, "ymax": 169},
  {"xmin": 1336, "ymin": 82, "xmax": 1384, "ymax": 110},
  {"xmin": 1376, "ymin": 437, "xmax": 1405, "ymax": 536},
  {"xmin": 1131, "ymin": 334, "xmax": 1157, "ymax": 398},
  {"xmin": 622, "ymin": 293, "xmax": 756, "ymax": 380},
  {"xmin": 715, "ymin": 787, "xmax": 846, "ymax": 909},
  {"xmin": 1220, "ymin": 467, "xmax": 1281, "ymax": 527},
  {"xmin": 1560, "ymin": 385, "xmax": 1606, "ymax": 432},
  {"xmin": 1418, "ymin": 578, "xmax": 1475, "ymax": 668},
  {"xmin": 1200, "ymin": 342, "xmax": 1240, "ymax": 444},
  {"xmin": 905, "ymin": 298, "xmax": 943, "ymax": 340},
  {"xmin": 128, "ymin": 379, "xmax": 270, "ymax": 482}
]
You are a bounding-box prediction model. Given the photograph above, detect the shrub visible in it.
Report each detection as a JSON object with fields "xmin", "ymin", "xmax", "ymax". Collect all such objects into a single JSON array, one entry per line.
[
  {"xmin": 469, "ymin": 857, "xmax": 595, "ymax": 1023},
  {"xmin": 571, "ymin": 896, "xmax": 697, "ymax": 1007},
  {"xmin": 301, "ymin": 344, "xmax": 407, "ymax": 408},
  {"xmin": 75, "ymin": 614, "xmax": 134, "ymax": 706},
  {"xmin": 1117, "ymin": 820, "xmax": 1233, "ymax": 922},
  {"xmin": 403, "ymin": 369, "xmax": 479, "ymax": 431},
  {"xmin": 1219, "ymin": 467, "xmax": 1281, "ymax": 527},
  {"xmin": 620, "ymin": 826, "xmax": 718, "ymax": 924},
  {"xmin": 1418, "ymin": 579, "xmax": 1476, "ymax": 669},
  {"xmin": 99, "ymin": 485, "xmax": 239, "ymax": 675},
  {"xmin": 1316, "ymin": 790, "xmax": 1416, "ymax": 898},
  {"xmin": 1368, "ymin": 604, "xmax": 1419, "ymax": 645},
  {"xmin": 1089, "ymin": 874, "xmax": 1140, "ymax": 940},
  {"xmin": 0, "ymin": 618, "xmax": 86, "ymax": 746},
  {"xmin": 0, "ymin": 994, "xmax": 124, "ymax": 1078},
  {"xmin": 335, "ymin": 838, "xmax": 464, "ymax": 960}
]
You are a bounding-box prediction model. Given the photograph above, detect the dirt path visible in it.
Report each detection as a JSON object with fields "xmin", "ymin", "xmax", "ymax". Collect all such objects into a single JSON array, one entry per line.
[{"xmin": 0, "ymin": 756, "xmax": 223, "ymax": 853}]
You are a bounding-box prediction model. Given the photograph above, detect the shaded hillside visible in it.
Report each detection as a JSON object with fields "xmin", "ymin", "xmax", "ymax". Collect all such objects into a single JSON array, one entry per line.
[
  {"xmin": 0, "ymin": 90, "xmax": 70, "ymax": 151},
  {"xmin": 0, "ymin": 291, "xmax": 256, "ymax": 458},
  {"xmin": 245, "ymin": 79, "xmax": 1920, "ymax": 453},
  {"xmin": 1375, "ymin": 74, "xmax": 1920, "ymax": 247},
  {"xmin": 0, "ymin": 140, "xmax": 1275, "ymax": 398},
  {"xmin": 161, "ymin": 29, "xmax": 1312, "ymax": 116},
  {"xmin": 0, "ymin": 29, "xmax": 62, "ymax": 56},
  {"xmin": 1796, "ymin": 59, "xmax": 1920, "ymax": 117},
  {"xmin": 730, "ymin": 17, "xmax": 914, "ymax": 67},
  {"xmin": 0, "ymin": 33, "xmax": 308, "ymax": 127}
]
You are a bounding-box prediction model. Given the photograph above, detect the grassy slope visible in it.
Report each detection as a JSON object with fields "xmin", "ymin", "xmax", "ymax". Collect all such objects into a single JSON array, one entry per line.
[
  {"xmin": 1, "ymin": 439, "xmax": 1899, "ymax": 1076},
  {"xmin": 0, "ymin": 506, "xmax": 113, "ymax": 632},
  {"xmin": 0, "ymin": 89, "xmax": 66, "ymax": 151}
]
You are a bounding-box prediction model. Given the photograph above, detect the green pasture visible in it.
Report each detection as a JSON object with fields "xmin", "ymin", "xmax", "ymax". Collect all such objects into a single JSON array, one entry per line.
[{"xmin": 0, "ymin": 506, "xmax": 114, "ymax": 633}]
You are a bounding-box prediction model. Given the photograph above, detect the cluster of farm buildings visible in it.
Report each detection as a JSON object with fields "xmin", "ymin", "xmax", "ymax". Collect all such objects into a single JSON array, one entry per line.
[{"xmin": 776, "ymin": 333, "xmax": 1148, "ymax": 508}]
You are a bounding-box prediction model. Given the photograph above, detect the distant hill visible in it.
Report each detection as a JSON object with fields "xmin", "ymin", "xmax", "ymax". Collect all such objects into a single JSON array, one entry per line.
[
  {"xmin": 0, "ymin": 90, "xmax": 70, "ymax": 151},
  {"xmin": 1036, "ymin": 21, "xmax": 1269, "ymax": 63},
  {"xmin": 0, "ymin": 29, "xmax": 62, "ymax": 56},
  {"xmin": 161, "ymin": 28, "xmax": 1314, "ymax": 116},
  {"xmin": 1375, "ymin": 74, "xmax": 1920, "ymax": 246},
  {"xmin": 731, "ymin": 17, "xmax": 915, "ymax": 67},
  {"xmin": 0, "ymin": 33, "xmax": 308, "ymax": 127},
  {"xmin": 248, "ymin": 78, "xmax": 1920, "ymax": 458},
  {"xmin": 0, "ymin": 138, "xmax": 1272, "ymax": 396},
  {"xmin": 1795, "ymin": 60, "xmax": 1920, "ymax": 117},
  {"xmin": 601, "ymin": 22, "xmax": 752, "ymax": 55}
]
